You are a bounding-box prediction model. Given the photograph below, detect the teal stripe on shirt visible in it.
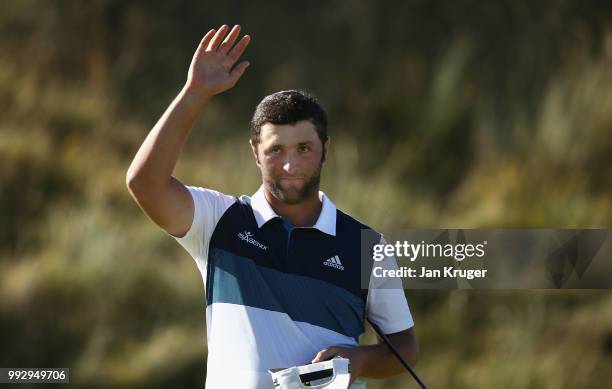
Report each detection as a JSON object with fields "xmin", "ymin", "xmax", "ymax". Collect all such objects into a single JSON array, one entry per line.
[{"xmin": 207, "ymin": 248, "xmax": 365, "ymax": 340}]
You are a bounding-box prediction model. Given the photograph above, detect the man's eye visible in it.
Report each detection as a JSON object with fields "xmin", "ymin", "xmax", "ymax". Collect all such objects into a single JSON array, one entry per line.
[
  {"xmin": 298, "ymin": 145, "xmax": 310, "ymax": 153},
  {"xmin": 271, "ymin": 147, "xmax": 281, "ymax": 154}
]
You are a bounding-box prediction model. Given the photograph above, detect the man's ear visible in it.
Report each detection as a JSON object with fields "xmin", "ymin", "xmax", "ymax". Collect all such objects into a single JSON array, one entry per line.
[
  {"xmin": 322, "ymin": 137, "xmax": 330, "ymax": 164},
  {"xmin": 249, "ymin": 139, "xmax": 261, "ymax": 166}
]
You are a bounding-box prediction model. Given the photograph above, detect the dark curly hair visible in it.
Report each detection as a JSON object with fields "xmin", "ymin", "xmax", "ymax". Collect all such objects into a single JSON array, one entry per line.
[{"xmin": 249, "ymin": 90, "xmax": 328, "ymax": 145}]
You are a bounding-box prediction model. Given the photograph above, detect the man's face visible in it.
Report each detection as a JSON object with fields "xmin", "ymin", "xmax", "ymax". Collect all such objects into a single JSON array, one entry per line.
[{"xmin": 251, "ymin": 120, "xmax": 328, "ymax": 204}]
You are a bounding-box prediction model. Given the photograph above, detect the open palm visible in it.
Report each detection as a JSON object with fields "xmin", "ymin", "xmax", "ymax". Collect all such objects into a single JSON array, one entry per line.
[{"xmin": 186, "ymin": 24, "xmax": 251, "ymax": 97}]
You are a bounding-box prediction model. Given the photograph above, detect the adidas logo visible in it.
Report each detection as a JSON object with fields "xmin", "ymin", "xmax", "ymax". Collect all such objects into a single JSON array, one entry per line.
[{"xmin": 323, "ymin": 255, "xmax": 344, "ymax": 270}]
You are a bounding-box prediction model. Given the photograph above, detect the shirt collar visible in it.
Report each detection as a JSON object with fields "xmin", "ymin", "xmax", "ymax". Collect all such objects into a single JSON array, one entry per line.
[{"xmin": 251, "ymin": 185, "xmax": 337, "ymax": 236}]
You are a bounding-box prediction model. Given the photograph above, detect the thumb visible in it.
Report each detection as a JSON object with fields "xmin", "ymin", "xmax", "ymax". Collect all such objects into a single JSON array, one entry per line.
[{"xmin": 311, "ymin": 347, "xmax": 337, "ymax": 363}]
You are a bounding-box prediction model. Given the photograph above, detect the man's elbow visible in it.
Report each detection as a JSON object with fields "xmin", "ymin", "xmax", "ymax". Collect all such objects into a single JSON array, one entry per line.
[
  {"xmin": 125, "ymin": 170, "xmax": 142, "ymax": 200},
  {"xmin": 407, "ymin": 340, "xmax": 419, "ymax": 367},
  {"xmin": 125, "ymin": 166, "xmax": 149, "ymax": 198},
  {"xmin": 393, "ymin": 329, "xmax": 419, "ymax": 369},
  {"xmin": 406, "ymin": 329, "xmax": 419, "ymax": 367}
]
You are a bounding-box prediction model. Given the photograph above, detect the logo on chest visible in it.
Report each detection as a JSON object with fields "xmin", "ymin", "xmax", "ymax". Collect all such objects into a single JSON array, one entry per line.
[
  {"xmin": 323, "ymin": 255, "xmax": 344, "ymax": 270},
  {"xmin": 237, "ymin": 230, "xmax": 268, "ymax": 251}
]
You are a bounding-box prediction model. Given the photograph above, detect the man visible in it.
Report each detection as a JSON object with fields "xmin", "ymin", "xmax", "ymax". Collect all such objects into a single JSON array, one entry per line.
[{"xmin": 126, "ymin": 24, "xmax": 418, "ymax": 388}]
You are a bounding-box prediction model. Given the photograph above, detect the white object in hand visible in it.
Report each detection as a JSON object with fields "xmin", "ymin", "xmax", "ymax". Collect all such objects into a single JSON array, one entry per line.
[{"xmin": 269, "ymin": 357, "xmax": 351, "ymax": 389}]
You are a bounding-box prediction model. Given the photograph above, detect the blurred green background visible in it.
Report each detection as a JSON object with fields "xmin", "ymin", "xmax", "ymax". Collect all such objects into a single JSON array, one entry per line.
[{"xmin": 1, "ymin": 1, "xmax": 612, "ymax": 388}]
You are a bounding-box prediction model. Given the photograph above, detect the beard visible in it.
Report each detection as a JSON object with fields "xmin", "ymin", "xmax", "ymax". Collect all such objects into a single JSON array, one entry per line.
[{"xmin": 266, "ymin": 161, "xmax": 323, "ymax": 205}]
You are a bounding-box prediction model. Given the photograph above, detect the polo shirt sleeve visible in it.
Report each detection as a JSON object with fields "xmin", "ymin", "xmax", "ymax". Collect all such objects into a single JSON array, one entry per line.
[
  {"xmin": 170, "ymin": 186, "xmax": 236, "ymax": 274},
  {"xmin": 365, "ymin": 235, "xmax": 414, "ymax": 334}
]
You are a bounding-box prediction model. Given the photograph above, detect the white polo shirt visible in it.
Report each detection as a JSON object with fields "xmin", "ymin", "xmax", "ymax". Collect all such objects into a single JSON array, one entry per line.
[{"xmin": 172, "ymin": 186, "xmax": 413, "ymax": 388}]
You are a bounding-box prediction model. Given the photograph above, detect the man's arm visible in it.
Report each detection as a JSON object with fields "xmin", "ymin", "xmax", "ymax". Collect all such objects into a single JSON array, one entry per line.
[
  {"xmin": 126, "ymin": 25, "xmax": 250, "ymax": 236},
  {"xmin": 312, "ymin": 327, "xmax": 419, "ymax": 383}
]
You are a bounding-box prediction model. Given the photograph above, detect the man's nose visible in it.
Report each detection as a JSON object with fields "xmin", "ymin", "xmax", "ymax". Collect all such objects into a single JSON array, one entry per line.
[{"xmin": 282, "ymin": 152, "xmax": 297, "ymax": 174}]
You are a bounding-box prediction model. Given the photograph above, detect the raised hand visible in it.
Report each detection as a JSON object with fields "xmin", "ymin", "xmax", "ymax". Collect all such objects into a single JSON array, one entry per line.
[{"xmin": 185, "ymin": 24, "xmax": 251, "ymax": 98}]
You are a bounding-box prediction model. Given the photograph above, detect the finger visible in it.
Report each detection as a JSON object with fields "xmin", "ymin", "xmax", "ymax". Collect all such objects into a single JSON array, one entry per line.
[
  {"xmin": 218, "ymin": 24, "xmax": 241, "ymax": 54},
  {"xmin": 197, "ymin": 28, "xmax": 217, "ymax": 52},
  {"xmin": 207, "ymin": 24, "xmax": 229, "ymax": 51},
  {"xmin": 311, "ymin": 350, "xmax": 327, "ymax": 363},
  {"xmin": 227, "ymin": 35, "xmax": 251, "ymax": 64},
  {"xmin": 311, "ymin": 348, "xmax": 337, "ymax": 363},
  {"xmin": 229, "ymin": 60, "xmax": 250, "ymax": 84}
]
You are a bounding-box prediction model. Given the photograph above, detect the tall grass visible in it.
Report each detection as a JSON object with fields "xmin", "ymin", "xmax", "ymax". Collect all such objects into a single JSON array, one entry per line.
[{"xmin": 1, "ymin": 10, "xmax": 612, "ymax": 389}]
